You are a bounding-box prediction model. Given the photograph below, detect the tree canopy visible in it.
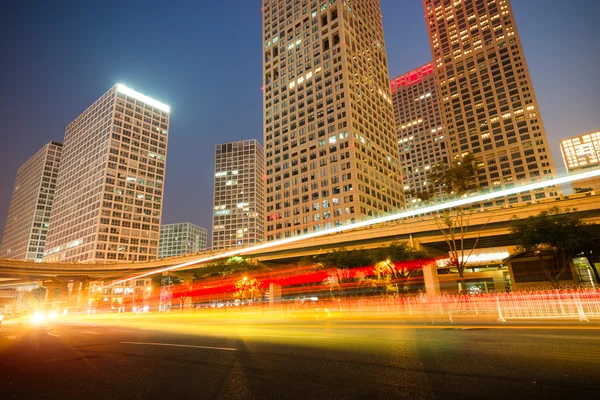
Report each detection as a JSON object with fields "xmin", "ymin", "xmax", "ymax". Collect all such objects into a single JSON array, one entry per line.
[
  {"xmin": 430, "ymin": 152, "xmax": 477, "ymax": 197},
  {"xmin": 302, "ymin": 241, "xmax": 427, "ymax": 271},
  {"xmin": 430, "ymin": 152, "xmax": 483, "ymax": 292},
  {"xmin": 193, "ymin": 257, "xmax": 263, "ymax": 280},
  {"xmin": 510, "ymin": 206, "xmax": 599, "ymax": 287}
]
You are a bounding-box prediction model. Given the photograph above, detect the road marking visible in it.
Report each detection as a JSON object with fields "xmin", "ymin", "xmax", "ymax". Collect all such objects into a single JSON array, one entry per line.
[
  {"xmin": 249, "ymin": 334, "xmax": 330, "ymax": 339},
  {"xmin": 121, "ymin": 341, "xmax": 237, "ymax": 351},
  {"xmin": 8, "ymin": 336, "xmax": 17, "ymax": 340},
  {"xmin": 47, "ymin": 332, "xmax": 60, "ymax": 337},
  {"xmin": 81, "ymin": 331, "xmax": 100, "ymax": 335},
  {"xmin": 110, "ymin": 329, "xmax": 136, "ymax": 333}
]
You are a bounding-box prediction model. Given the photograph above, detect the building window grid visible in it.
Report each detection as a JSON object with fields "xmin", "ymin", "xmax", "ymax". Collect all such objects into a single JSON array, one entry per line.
[
  {"xmin": 262, "ymin": 0, "xmax": 404, "ymax": 241},
  {"xmin": 212, "ymin": 140, "xmax": 265, "ymax": 250},
  {"xmin": 158, "ymin": 223, "xmax": 208, "ymax": 258},
  {"xmin": 0, "ymin": 142, "xmax": 63, "ymax": 261},
  {"xmin": 423, "ymin": 0, "xmax": 558, "ymax": 202},
  {"xmin": 43, "ymin": 85, "xmax": 170, "ymax": 263},
  {"xmin": 391, "ymin": 63, "xmax": 448, "ymax": 208}
]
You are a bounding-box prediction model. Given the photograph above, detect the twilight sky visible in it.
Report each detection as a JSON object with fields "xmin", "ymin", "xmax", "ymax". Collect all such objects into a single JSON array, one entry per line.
[{"xmin": 0, "ymin": 0, "xmax": 599, "ymax": 243}]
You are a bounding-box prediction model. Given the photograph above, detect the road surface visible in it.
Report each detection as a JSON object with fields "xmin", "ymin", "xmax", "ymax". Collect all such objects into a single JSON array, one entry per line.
[{"xmin": 1, "ymin": 317, "xmax": 598, "ymax": 399}]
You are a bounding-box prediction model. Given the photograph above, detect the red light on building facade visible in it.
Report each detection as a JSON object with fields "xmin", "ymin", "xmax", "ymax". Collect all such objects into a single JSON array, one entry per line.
[{"xmin": 390, "ymin": 63, "xmax": 434, "ymax": 93}]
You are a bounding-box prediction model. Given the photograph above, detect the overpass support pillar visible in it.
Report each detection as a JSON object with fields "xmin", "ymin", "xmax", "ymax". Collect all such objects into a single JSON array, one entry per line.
[
  {"xmin": 422, "ymin": 261, "xmax": 441, "ymax": 298},
  {"xmin": 44, "ymin": 281, "xmax": 71, "ymax": 311},
  {"xmin": 269, "ymin": 283, "xmax": 282, "ymax": 311},
  {"xmin": 76, "ymin": 279, "xmax": 91, "ymax": 312}
]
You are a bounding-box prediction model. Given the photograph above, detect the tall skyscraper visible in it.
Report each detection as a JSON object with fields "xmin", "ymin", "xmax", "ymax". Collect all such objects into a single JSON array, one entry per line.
[
  {"xmin": 43, "ymin": 84, "xmax": 170, "ymax": 263},
  {"xmin": 423, "ymin": 0, "xmax": 558, "ymax": 204},
  {"xmin": 159, "ymin": 223, "xmax": 207, "ymax": 258},
  {"xmin": 262, "ymin": 0, "xmax": 404, "ymax": 241},
  {"xmin": 212, "ymin": 140, "xmax": 265, "ymax": 250},
  {"xmin": 0, "ymin": 141, "xmax": 62, "ymax": 261},
  {"xmin": 391, "ymin": 62, "xmax": 448, "ymax": 207},
  {"xmin": 560, "ymin": 131, "xmax": 600, "ymax": 191}
]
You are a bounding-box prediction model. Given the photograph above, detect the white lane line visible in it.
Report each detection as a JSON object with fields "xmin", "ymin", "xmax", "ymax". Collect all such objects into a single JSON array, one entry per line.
[
  {"xmin": 121, "ymin": 341, "xmax": 237, "ymax": 351},
  {"xmin": 245, "ymin": 334, "xmax": 330, "ymax": 339},
  {"xmin": 81, "ymin": 331, "xmax": 100, "ymax": 335},
  {"xmin": 110, "ymin": 329, "xmax": 136, "ymax": 333},
  {"xmin": 8, "ymin": 336, "xmax": 17, "ymax": 340},
  {"xmin": 47, "ymin": 332, "xmax": 60, "ymax": 337}
]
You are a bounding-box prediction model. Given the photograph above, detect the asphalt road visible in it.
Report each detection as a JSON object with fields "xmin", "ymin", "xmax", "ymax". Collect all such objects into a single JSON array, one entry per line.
[{"xmin": 1, "ymin": 318, "xmax": 599, "ymax": 400}]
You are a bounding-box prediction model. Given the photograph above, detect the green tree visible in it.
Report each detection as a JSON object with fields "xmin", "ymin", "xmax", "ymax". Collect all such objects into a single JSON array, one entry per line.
[
  {"xmin": 234, "ymin": 277, "xmax": 265, "ymax": 302},
  {"xmin": 430, "ymin": 153, "xmax": 477, "ymax": 198},
  {"xmin": 193, "ymin": 257, "xmax": 261, "ymax": 280},
  {"xmin": 320, "ymin": 247, "xmax": 372, "ymax": 295},
  {"xmin": 510, "ymin": 206, "xmax": 596, "ymax": 288},
  {"xmin": 434, "ymin": 209, "xmax": 487, "ymax": 291},
  {"xmin": 430, "ymin": 153, "xmax": 485, "ymax": 291},
  {"xmin": 307, "ymin": 242, "xmax": 426, "ymax": 296},
  {"xmin": 406, "ymin": 187, "xmax": 435, "ymax": 206},
  {"xmin": 367, "ymin": 241, "xmax": 426, "ymax": 264}
]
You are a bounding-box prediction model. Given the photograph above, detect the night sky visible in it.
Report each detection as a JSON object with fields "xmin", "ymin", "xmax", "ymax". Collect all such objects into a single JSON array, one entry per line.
[{"xmin": 0, "ymin": 0, "xmax": 599, "ymax": 243}]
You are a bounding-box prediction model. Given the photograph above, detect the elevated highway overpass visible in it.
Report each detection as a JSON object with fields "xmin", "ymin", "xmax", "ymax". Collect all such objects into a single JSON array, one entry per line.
[{"xmin": 1, "ymin": 192, "xmax": 600, "ymax": 287}]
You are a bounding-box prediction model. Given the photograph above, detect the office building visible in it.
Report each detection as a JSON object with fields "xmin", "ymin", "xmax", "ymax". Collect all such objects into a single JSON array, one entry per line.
[
  {"xmin": 560, "ymin": 131, "xmax": 600, "ymax": 191},
  {"xmin": 212, "ymin": 140, "xmax": 264, "ymax": 250},
  {"xmin": 391, "ymin": 62, "xmax": 448, "ymax": 207},
  {"xmin": 159, "ymin": 222, "xmax": 207, "ymax": 258},
  {"xmin": 262, "ymin": 0, "xmax": 404, "ymax": 241},
  {"xmin": 422, "ymin": 0, "xmax": 558, "ymax": 204},
  {"xmin": 0, "ymin": 141, "xmax": 63, "ymax": 261},
  {"xmin": 43, "ymin": 84, "xmax": 170, "ymax": 263}
]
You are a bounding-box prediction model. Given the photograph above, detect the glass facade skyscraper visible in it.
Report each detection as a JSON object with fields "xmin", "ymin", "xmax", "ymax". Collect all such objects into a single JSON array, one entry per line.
[
  {"xmin": 44, "ymin": 84, "xmax": 170, "ymax": 263},
  {"xmin": 212, "ymin": 140, "xmax": 265, "ymax": 250},
  {"xmin": 262, "ymin": 0, "xmax": 404, "ymax": 241},
  {"xmin": 391, "ymin": 63, "xmax": 448, "ymax": 207},
  {"xmin": 422, "ymin": 0, "xmax": 558, "ymax": 204},
  {"xmin": 0, "ymin": 141, "xmax": 62, "ymax": 261}
]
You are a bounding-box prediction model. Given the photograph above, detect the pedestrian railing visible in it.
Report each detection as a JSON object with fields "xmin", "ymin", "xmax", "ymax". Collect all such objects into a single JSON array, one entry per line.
[
  {"xmin": 152, "ymin": 287, "xmax": 600, "ymax": 323},
  {"xmin": 260, "ymin": 287, "xmax": 600, "ymax": 322}
]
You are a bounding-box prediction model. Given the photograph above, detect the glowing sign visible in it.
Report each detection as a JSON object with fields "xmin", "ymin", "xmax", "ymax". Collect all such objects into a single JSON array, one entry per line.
[
  {"xmin": 107, "ymin": 168, "xmax": 600, "ymax": 287},
  {"xmin": 390, "ymin": 63, "xmax": 434, "ymax": 93},
  {"xmin": 116, "ymin": 84, "xmax": 170, "ymax": 113}
]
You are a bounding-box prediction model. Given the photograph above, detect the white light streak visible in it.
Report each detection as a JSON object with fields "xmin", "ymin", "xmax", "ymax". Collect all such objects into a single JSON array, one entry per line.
[
  {"xmin": 116, "ymin": 84, "xmax": 170, "ymax": 113},
  {"xmin": 107, "ymin": 168, "xmax": 600, "ymax": 287}
]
